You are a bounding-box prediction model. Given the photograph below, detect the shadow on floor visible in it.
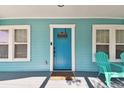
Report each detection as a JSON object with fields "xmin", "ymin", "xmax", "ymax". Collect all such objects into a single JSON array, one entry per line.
[
  {"xmin": 0, "ymin": 71, "xmax": 50, "ymax": 81},
  {"xmin": 0, "ymin": 71, "xmax": 123, "ymax": 88}
]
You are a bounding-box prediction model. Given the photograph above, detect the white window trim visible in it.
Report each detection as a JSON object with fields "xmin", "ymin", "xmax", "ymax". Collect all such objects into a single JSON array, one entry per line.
[
  {"xmin": 0, "ymin": 25, "xmax": 30, "ymax": 62},
  {"xmin": 49, "ymin": 24, "xmax": 76, "ymax": 71},
  {"xmin": 92, "ymin": 25, "xmax": 124, "ymax": 62}
]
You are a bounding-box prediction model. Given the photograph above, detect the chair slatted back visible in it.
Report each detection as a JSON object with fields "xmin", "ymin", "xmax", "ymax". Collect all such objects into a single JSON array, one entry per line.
[{"xmin": 96, "ymin": 51, "xmax": 111, "ymax": 72}]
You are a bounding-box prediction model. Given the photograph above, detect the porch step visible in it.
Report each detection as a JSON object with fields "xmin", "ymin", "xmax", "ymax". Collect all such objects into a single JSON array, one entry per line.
[{"xmin": 50, "ymin": 72, "xmax": 74, "ymax": 80}]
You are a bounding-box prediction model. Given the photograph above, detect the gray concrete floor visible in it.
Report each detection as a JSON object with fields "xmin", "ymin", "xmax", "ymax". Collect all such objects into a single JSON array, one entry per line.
[{"xmin": 0, "ymin": 71, "xmax": 123, "ymax": 88}]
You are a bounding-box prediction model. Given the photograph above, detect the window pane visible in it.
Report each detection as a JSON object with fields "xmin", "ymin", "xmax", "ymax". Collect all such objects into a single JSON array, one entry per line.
[
  {"xmin": 0, "ymin": 45, "xmax": 8, "ymax": 58},
  {"xmin": 116, "ymin": 30, "xmax": 124, "ymax": 43},
  {"xmin": 116, "ymin": 45, "xmax": 124, "ymax": 59},
  {"xmin": 15, "ymin": 29, "xmax": 27, "ymax": 42},
  {"xmin": 0, "ymin": 30, "xmax": 8, "ymax": 43},
  {"xmin": 14, "ymin": 44, "xmax": 27, "ymax": 58},
  {"xmin": 96, "ymin": 30, "xmax": 109, "ymax": 43},
  {"xmin": 96, "ymin": 45, "xmax": 109, "ymax": 57}
]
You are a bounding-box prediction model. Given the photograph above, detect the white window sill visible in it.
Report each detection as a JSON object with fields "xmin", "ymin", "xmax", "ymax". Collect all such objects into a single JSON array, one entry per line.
[
  {"xmin": 93, "ymin": 59, "xmax": 123, "ymax": 63},
  {"xmin": 0, "ymin": 58, "xmax": 30, "ymax": 62}
]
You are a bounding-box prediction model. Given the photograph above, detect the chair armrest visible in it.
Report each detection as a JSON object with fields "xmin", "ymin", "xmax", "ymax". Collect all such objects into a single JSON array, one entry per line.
[
  {"xmin": 111, "ymin": 63, "xmax": 124, "ymax": 68},
  {"xmin": 110, "ymin": 63, "xmax": 124, "ymax": 72}
]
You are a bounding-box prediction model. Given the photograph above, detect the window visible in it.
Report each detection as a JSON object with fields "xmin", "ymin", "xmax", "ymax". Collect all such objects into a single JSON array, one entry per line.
[
  {"xmin": 0, "ymin": 30, "xmax": 9, "ymax": 59},
  {"xmin": 14, "ymin": 29, "xmax": 28, "ymax": 59},
  {"xmin": 96, "ymin": 29, "xmax": 109, "ymax": 57},
  {"xmin": 116, "ymin": 30, "xmax": 124, "ymax": 59},
  {"xmin": 0, "ymin": 25, "xmax": 30, "ymax": 62},
  {"xmin": 92, "ymin": 25, "xmax": 124, "ymax": 62}
]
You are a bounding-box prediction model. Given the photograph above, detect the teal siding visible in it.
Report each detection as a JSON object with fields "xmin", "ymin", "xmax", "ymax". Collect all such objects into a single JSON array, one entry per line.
[{"xmin": 0, "ymin": 19, "xmax": 124, "ymax": 71}]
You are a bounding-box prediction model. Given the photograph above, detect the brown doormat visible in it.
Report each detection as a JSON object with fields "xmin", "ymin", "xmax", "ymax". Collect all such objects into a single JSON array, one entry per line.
[{"xmin": 51, "ymin": 72, "xmax": 74, "ymax": 80}]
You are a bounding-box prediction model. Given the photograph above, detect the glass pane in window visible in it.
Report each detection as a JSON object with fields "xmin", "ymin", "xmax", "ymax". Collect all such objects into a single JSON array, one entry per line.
[
  {"xmin": 116, "ymin": 30, "xmax": 124, "ymax": 43},
  {"xmin": 96, "ymin": 30, "xmax": 109, "ymax": 43},
  {"xmin": 96, "ymin": 45, "xmax": 109, "ymax": 57},
  {"xmin": 15, "ymin": 29, "xmax": 27, "ymax": 42},
  {"xmin": 0, "ymin": 30, "xmax": 8, "ymax": 43},
  {"xmin": 0, "ymin": 45, "xmax": 8, "ymax": 58},
  {"xmin": 116, "ymin": 45, "xmax": 124, "ymax": 59},
  {"xmin": 14, "ymin": 44, "xmax": 27, "ymax": 58}
]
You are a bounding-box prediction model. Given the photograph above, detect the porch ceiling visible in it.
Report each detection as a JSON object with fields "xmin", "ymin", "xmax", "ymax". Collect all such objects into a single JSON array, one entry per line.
[{"xmin": 0, "ymin": 5, "xmax": 124, "ymax": 18}]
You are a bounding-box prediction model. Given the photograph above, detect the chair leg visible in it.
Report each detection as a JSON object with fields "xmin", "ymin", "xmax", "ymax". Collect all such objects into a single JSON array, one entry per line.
[{"xmin": 105, "ymin": 73, "xmax": 111, "ymax": 87}]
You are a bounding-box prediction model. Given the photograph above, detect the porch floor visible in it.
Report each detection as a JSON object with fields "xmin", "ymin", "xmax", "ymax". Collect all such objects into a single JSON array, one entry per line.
[{"xmin": 0, "ymin": 71, "xmax": 123, "ymax": 88}]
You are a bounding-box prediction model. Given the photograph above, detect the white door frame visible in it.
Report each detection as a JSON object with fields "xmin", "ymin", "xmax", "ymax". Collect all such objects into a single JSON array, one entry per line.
[{"xmin": 50, "ymin": 24, "xmax": 76, "ymax": 71}]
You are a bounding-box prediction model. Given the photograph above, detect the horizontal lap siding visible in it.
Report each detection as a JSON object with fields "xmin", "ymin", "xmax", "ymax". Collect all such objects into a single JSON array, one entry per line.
[{"xmin": 0, "ymin": 19, "xmax": 124, "ymax": 71}]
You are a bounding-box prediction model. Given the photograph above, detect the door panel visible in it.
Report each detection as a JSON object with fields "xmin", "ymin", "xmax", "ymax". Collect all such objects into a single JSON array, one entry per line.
[{"xmin": 53, "ymin": 28, "xmax": 71, "ymax": 70}]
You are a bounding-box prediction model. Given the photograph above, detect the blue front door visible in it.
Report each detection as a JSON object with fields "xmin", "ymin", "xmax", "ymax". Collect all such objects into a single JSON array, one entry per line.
[{"xmin": 53, "ymin": 28, "xmax": 71, "ymax": 70}]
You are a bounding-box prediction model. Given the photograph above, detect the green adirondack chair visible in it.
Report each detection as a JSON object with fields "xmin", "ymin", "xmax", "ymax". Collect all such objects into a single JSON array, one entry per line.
[
  {"xmin": 120, "ymin": 52, "xmax": 124, "ymax": 62},
  {"xmin": 96, "ymin": 51, "xmax": 124, "ymax": 87}
]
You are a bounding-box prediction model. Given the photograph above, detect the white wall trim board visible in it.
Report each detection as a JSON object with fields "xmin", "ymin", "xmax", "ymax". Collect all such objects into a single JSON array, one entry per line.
[{"xmin": 0, "ymin": 17, "xmax": 124, "ymax": 19}]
